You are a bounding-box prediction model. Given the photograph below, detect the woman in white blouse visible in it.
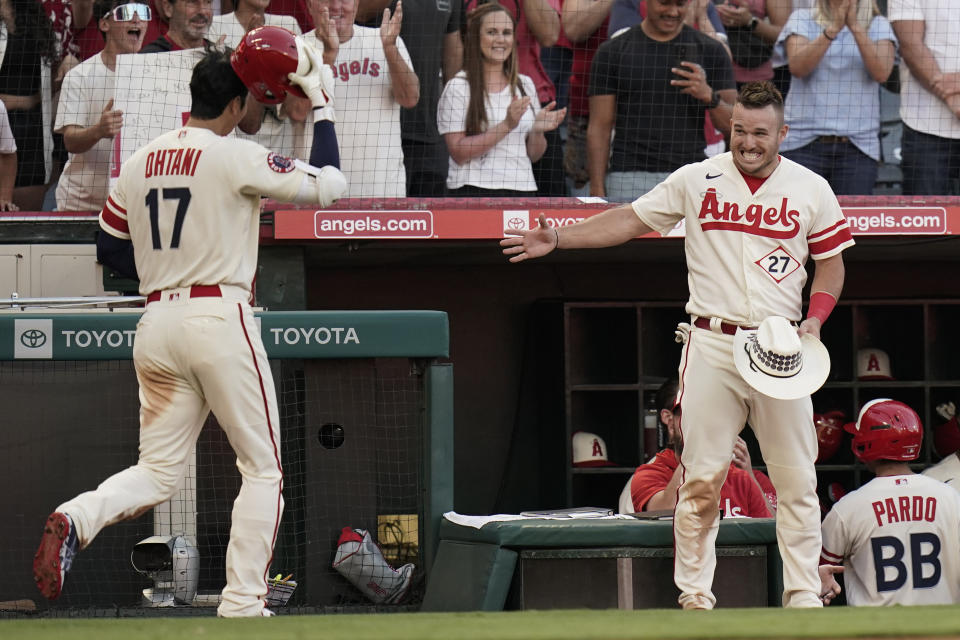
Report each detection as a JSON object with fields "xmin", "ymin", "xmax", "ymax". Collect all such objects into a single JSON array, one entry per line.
[{"xmin": 438, "ymin": 2, "xmax": 565, "ymax": 196}]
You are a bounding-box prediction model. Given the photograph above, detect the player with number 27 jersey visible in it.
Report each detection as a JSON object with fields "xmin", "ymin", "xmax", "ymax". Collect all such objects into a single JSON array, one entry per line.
[
  {"xmin": 821, "ymin": 473, "xmax": 960, "ymax": 605},
  {"xmin": 100, "ymin": 129, "xmax": 315, "ymax": 296},
  {"xmin": 637, "ymin": 153, "xmax": 854, "ymax": 324}
]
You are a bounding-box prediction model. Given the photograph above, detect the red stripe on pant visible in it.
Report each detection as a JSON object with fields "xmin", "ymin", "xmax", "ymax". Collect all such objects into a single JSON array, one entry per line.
[
  {"xmin": 236, "ymin": 303, "xmax": 284, "ymax": 599},
  {"xmin": 672, "ymin": 332, "xmax": 695, "ymax": 587}
]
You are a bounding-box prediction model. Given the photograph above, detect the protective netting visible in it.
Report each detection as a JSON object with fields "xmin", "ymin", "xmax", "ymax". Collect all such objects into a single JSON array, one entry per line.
[
  {"xmin": 0, "ymin": 357, "xmax": 425, "ymax": 614},
  {"xmin": 2, "ymin": 0, "xmax": 959, "ymax": 214}
]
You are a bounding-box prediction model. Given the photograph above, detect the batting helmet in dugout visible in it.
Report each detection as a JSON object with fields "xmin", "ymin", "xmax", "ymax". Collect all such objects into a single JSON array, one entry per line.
[
  {"xmin": 846, "ymin": 398, "xmax": 922, "ymax": 462},
  {"xmin": 815, "ymin": 410, "xmax": 846, "ymax": 462}
]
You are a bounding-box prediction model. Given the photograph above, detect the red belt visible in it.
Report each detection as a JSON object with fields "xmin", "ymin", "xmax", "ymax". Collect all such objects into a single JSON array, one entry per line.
[
  {"xmin": 692, "ymin": 316, "xmax": 756, "ymax": 336},
  {"xmin": 146, "ymin": 284, "xmax": 222, "ymax": 304}
]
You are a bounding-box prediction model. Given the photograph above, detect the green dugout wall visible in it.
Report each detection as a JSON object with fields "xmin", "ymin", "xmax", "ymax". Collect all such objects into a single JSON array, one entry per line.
[{"xmin": 0, "ymin": 310, "xmax": 452, "ymax": 612}]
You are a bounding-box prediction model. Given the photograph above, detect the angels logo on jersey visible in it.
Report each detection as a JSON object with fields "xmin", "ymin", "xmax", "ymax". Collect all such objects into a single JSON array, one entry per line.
[
  {"xmin": 267, "ymin": 153, "xmax": 295, "ymax": 174},
  {"xmin": 698, "ymin": 188, "xmax": 800, "ymax": 239}
]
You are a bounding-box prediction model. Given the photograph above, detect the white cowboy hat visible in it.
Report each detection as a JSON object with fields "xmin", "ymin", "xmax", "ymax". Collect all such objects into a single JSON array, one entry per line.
[{"xmin": 733, "ymin": 316, "xmax": 830, "ymax": 400}]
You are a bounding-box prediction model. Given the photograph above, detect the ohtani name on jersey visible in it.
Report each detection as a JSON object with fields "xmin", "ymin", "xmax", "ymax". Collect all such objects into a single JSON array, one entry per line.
[
  {"xmin": 144, "ymin": 148, "xmax": 203, "ymax": 178},
  {"xmin": 333, "ymin": 58, "xmax": 381, "ymax": 81},
  {"xmin": 871, "ymin": 495, "xmax": 937, "ymax": 527},
  {"xmin": 698, "ymin": 188, "xmax": 800, "ymax": 239}
]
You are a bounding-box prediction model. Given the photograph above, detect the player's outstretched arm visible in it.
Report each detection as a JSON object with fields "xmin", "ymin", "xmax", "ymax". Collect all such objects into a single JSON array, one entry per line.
[
  {"xmin": 289, "ymin": 36, "xmax": 341, "ymax": 170},
  {"xmin": 501, "ymin": 205, "xmax": 652, "ymax": 263},
  {"xmin": 286, "ymin": 36, "xmax": 347, "ymax": 205}
]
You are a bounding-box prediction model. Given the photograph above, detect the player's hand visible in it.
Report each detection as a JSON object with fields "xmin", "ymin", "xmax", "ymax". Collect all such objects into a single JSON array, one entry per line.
[
  {"xmin": 97, "ymin": 99, "xmax": 123, "ymax": 139},
  {"xmin": 670, "ymin": 62, "xmax": 711, "ymax": 104},
  {"xmin": 936, "ymin": 401, "xmax": 957, "ymax": 422},
  {"xmin": 532, "ymin": 101, "xmax": 566, "ymax": 133},
  {"xmin": 504, "ymin": 96, "xmax": 531, "ymax": 129},
  {"xmin": 501, "ymin": 213, "xmax": 559, "ymax": 263},
  {"xmin": 797, "ymin": 317, "xmax": 822, "ymax": 340},
  {"xmin": 0, "ymin": 199, "xmax": 18, "ymax": 212},
  {"xmin": 731, "ymin": 437, "xmax": 752, "ymax": 472},
  {"xmin": 818, "ymin": 565, "xmax": 843, "ymax": 605},
  {"xmin": 289, "ymin": 38, "xmax": 336, "ymax": 109},
  {"xmin": 380, "ymin": 0, "xmax": 402, "ymax": 51}
]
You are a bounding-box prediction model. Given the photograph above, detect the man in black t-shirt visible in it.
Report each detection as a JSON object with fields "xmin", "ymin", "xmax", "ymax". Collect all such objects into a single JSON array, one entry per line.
[
  {"xmin": 587, "ymin": 0, "xmax": 735, "ymax": 201},
  {"xmin": 393, "ymin": 0, "xmax": 464, "ymax": 197}
]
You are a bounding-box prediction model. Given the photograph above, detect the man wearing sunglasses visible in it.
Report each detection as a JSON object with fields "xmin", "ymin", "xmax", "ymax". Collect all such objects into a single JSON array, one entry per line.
[{"xmin": 54, "ymin": 0, "xmax": 148, "ymax": 212}]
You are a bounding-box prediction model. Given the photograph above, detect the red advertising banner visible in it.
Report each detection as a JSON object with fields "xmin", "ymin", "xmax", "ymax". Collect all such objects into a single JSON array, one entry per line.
[{"xmin": 274, "ymin": 202, "xmax": 960, "ymax": 240}]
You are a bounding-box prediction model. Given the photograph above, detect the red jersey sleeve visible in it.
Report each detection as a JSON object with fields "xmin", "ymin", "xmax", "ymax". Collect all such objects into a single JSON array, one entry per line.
[{"xmin": 630, "ymin": 449, "xmax": 679, "ymax": 511}]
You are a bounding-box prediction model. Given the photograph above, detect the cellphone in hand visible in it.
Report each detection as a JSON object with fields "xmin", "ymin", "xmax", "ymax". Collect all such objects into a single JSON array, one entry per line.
[{"xmin": 672, "ymin": 41, "xmax": 701, "ymax": 71}]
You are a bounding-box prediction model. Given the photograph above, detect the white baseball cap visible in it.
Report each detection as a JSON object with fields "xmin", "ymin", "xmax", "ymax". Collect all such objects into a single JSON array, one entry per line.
[
  {"xmin": 733, "ymin": 316, "xmax": 830, "ymax": 400},
  {"xmin": 857, "ymin": 348, "xmax": 893, "ymax": 381},
  {"xmin": 572, "ymin": 431, "xmax": 617, "ymax": 467}
]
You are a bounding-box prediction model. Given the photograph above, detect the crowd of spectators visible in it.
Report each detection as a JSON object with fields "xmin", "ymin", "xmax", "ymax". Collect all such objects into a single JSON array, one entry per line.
[{"xmin": 0, "ymin": 0, "xmax": 958, "ymax": 211}]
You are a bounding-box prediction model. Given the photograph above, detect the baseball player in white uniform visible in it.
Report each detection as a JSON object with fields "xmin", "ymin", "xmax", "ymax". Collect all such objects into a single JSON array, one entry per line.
[
  {"xmin": 33, "ymin": 41, "xmax": 345, "ymax": 617},
  {"xmin": 503, "ymin": 82, "xmax": 855, "ymax": 609},
  {"xmin": 208, "ymin": 5, "xmax": 307, "ymax": 157},
  {"xmin": 820, "ymin": 399, "xmax": 960, "ymax": 606}
]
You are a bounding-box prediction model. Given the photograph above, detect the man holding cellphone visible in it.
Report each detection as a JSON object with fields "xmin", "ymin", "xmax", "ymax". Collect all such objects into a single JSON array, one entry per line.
[{"xmin": 588, "ymin": 0, "xmax": 736, "ymax": 200}]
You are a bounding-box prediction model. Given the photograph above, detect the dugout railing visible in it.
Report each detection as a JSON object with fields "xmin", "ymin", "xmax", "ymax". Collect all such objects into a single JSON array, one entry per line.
[{"xmin": 0, "ymin": 309, "xmax": 452, "ymax": 615}]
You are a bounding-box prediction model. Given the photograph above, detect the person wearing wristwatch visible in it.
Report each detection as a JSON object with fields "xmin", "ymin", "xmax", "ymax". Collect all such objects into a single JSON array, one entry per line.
[{"xmin": 715, "ymin": 0, "xmax": 791, "ymax": 93}]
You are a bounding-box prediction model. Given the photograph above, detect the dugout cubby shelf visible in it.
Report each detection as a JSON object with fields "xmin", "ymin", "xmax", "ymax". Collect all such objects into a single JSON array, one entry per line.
[
  {"xmin": 558, "ymin": 300, "xmax": 960, "ymax": 511},
  {"xmin": 562, "ymin": 301, "xmax": 686, "ymax": 509}
]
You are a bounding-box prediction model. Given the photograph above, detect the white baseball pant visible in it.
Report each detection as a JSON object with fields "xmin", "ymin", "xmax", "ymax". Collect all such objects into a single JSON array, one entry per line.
[
  {"xmin": 58, "ymin": 286, "xmax": 283, "ymax": 617},
  {"xmin": 674, "ymin": 324, "xmax": 822, "ymax": 609}
]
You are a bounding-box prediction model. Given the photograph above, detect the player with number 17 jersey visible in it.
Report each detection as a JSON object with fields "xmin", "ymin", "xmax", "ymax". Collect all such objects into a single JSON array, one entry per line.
[
  {"xmin": 101, "ymin": 129, "xmax": 313, "ymax": 296},
  {"xmin": 821, "ymin": 474, "xmax": 960, "ymax": 606}
]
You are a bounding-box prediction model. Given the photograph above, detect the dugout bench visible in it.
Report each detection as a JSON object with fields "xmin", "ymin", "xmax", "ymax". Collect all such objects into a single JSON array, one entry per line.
[{"xmin": 422, "ymin": 517, "xmax": 782, "ymax": 611}]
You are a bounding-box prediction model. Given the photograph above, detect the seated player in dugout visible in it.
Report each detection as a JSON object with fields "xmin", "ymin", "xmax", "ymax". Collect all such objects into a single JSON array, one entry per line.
[
  {"xmin": 819, "ymin": 399, "xmax": 960, "ymax": 607},
  {"xmin": 618, "ymin": 378, "xmax": 777, "ymax": 518}
]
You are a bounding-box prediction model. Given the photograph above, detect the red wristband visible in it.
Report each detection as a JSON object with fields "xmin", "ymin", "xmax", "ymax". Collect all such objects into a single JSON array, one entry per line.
[{"xmin": 807, "ymin": 291, "xmax": 837, "ymax": 325}]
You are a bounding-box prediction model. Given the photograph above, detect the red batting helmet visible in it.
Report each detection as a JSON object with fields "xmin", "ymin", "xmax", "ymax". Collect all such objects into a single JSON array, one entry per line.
[
  {"xmin": 230, "ymin": 26, "xmax": 307, "ymax": 104},
  {"xmin": 815, "ymin": 410, "xmax": 846, "ymax": 462},
  {"xmin": 845, "ymin": 399, "xmax": 922, "ymax": 462},
  {"xmin": 934, "ymin": 416, "xmax": 960, "ymax": 458}
]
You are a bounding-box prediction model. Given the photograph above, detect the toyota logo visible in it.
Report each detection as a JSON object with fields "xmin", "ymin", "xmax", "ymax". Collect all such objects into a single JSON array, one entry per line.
[
  {"xmin": 506, "ymin": 216, "xmax": 526, "ymax": 230},
  {"xmin": 20, "ymin": 329, "xmax": 47, "ymax": 348}
]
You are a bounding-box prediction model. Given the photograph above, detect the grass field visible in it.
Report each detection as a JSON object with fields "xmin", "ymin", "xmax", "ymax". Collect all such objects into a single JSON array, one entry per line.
[{"xmin": 4, "ymin": 606, "xmax": 960, "ymax": 640}]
